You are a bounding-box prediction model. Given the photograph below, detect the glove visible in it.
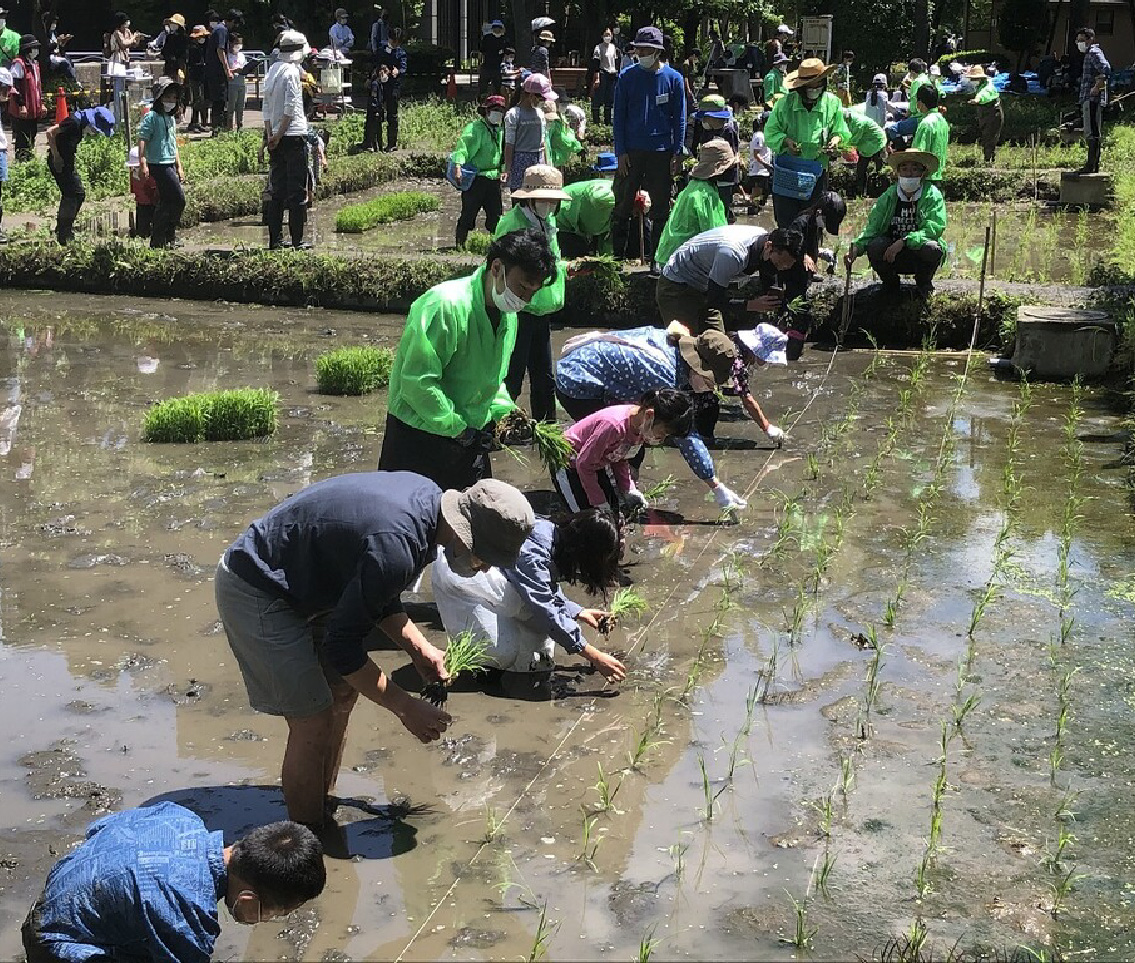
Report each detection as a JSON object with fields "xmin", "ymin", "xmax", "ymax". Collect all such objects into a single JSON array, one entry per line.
[
  {"xmin": 457, "ymin": 426, "xmax": 496, "ymax": 453},
  {"xmin": 621, "ymin": 487, "xmax": 648, "ymax": 515},
  {"xmin": 712, "ymin": 482, "xmax": 747, "ymax": 511},
  {"xmin": 765, "ymin": 424, "xmax": 786, "ymax": 446}
]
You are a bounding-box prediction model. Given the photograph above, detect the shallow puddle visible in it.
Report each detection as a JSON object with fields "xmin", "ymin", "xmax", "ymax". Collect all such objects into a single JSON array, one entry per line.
[{"xmin": 0, "ymin": 294, "xmax": 1132, "ymax": 961}]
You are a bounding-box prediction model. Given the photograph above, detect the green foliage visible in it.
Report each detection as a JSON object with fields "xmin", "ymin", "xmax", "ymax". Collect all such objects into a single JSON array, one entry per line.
[
  {"xmin": 444, "ymin": 629, "xmax": 492, "ymax": 676},
  {"xmin": 533, "ymin": 420, "xmax": 574, "ymax": 472},
  {"xmin": 335, "ymin": 190, "xmax": 441, "ymax": 233},
  {"xmin": 935, "ymin": 49, "xmax": 996, "ymax": 69},
  {"xmin": 997, "ymin": 0, "xmax": 1050, "ymax": 70},
  {"xmin": 610, "ymin": 588, "xmax": 648, "ymax": 620},
  {"xmin": 941, "ymin": 95, "xmax": 1065, "ymax": 146},
  {"xmin": 1088, "ymin": 126, "xmax": 1135, "ymax": 285},
  {"xmin": 142, "ymin": 388, "xmax": 278, "ymax": 443},
  {"xmin": 462, "ymin": 230, "xmax": 493, "ymax": 254},
  {"xmin": 315, "ymin": 346, "xmax": 395, "ymax": 395},
  {"xmin": 180, "ymin": 129, "xmax": 265, "ymax": 181}
]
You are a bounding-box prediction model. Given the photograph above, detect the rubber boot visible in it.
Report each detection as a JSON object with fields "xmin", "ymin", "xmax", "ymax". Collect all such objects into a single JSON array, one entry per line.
[
  {"xmin": 289, "ymin": 203, "xmax": 309, "ymax": 250},
  {"xmin": 56, "ymin": 196, "xmax": 79, "ymax": 245},
  {"xmin": 266, "ymin": 197, "xmax": 285, "ymax": 249},
  {"xmin": 1088, "ymin": 138, "xmax": 1101, "ymax": 174}
]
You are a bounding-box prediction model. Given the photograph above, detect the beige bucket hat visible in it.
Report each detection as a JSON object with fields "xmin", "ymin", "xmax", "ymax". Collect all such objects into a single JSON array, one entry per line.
[
  {"xmin": 690, "ymin": 138, "xmax": 737, "ymax": 180},
  {"xmin": 512, "ymin": 164, "xmax": 571, "ymax": 201}
]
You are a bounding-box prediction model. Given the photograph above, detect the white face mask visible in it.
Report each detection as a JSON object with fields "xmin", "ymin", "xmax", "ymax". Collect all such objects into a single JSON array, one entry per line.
[
  {"xmin": 532, "ymin": 200, "xmax": 557, "ymax": 218},
  {"xmin": 1077, "ymin": 41, "xmax": 1088, "ymax": 52},
  {"xmin": 898, "ymin": 175, "xmax": 922, "ymax": 193},
  {"xmin": 491, "ymin": 265, "xmax": 530, "ymax": 312},
  {"xmin": 161, "ymin": 98, "xmax": 178, "ymax": 111},
  {"xmin": 638, "ymin": 52, "xmax": 657, "ymax": 69},
  {"xmin": 487, "ymin": 110, "xmax": 503, "ymax": 125},
  {"xmin": 0, "ymin": 20, "xmax": 7, "ymax": 29},
  {"xmin": 803, "ymin": 86, "xmax": 822, "ymax": 101},
  {"xmin": 602, "ymin": 35, "xmax": 612, "ymax": 43}
]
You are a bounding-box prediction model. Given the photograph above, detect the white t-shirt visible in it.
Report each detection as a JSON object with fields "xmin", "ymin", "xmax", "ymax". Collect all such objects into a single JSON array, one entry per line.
[
  {"xmin": 748, "ymin": 131, "xmax": 772, "ymax": 177},
  {"xmin": 593, "ymin": 40, "xmax": 618, "ymax": 73},
  {"xmin": 663, "ymin": 225, "xmax": 769, "ymax": 292}
]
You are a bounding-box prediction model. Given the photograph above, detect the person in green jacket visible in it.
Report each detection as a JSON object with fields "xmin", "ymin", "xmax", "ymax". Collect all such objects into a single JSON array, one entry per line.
[
  {"xmin": 654, "ymin": 138, "xmax": 733, "ymax": 268},
  {"xmin": 906, "ymin": 59, "xmax": 930, "ymax": 117},
  {"xmin": 842, "ymin": 108, "xmax": 887, "ymax": 197},
  {"xmin": 764, "ymin": 56, "xmax": 851, "ymax": 228},
  {"xmin": 763, "ymin": 51, "xmax": 788, "ymax": 104},
  {"xmin": 557, "ymin": 152, "xmax": 617, "ymax": 256},
  {"xmin": 452, "ymin": 94, "xmax": 506, "ymax": 249},
  {"xmin": 966, "ymin": 65, "xmax": 1003, "ymax": 163},
  {"xmin": 910, "ymin": 84, "xmax": 949, "ymax": 182},
  {"xmin": 844, "ymin": 149, "xmax": 947, "ymax": 299},
  {"xmin": 544, "ymin": 99, "xmax": 584, "ymax": 168},
  {"xmin": 378, "ymin": 228, "xmax": 558, "ymax": 489},
  {"xmin": 492, "ymin": 164, "xmax": 570, "ymax": 423}
]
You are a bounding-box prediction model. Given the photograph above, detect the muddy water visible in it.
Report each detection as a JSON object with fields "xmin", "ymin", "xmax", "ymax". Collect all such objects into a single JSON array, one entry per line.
[{"xmin": 0, "ymin": 294, "xmax": 1132, "ymax": 961}]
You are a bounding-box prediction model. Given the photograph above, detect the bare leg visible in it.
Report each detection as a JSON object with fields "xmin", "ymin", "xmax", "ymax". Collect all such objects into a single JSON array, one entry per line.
[
  {"xmin": 282, "ymin": 708, "xmax": 335, "ymax": 826},
  {"xmin": 324, "ymin": 681, "xmax": 359, "ymax": 797}
]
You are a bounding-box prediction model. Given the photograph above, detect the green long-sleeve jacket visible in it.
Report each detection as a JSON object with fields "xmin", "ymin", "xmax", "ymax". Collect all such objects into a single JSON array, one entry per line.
[
  {"xmin": 763, "ymin": 68, "xmax": 784, "ymax": 102},
  {"xmin": 492, "ymin": 205, "xmax": 565, "ymax": 317},
  {"xmin": 450, "ymin": 118, "xmax": 503, "ymax": 178},
  {"xmin": 844, "ymin": 109, "xmax": 886, "ymax": 157},
  {"xmin": 911, "ymin": 109, "xmax": 949, "ymax": 182},
  {"xmin": 653, "ymin": 179, "xmax": 728, "ymax": 268},
  {"xmin": 764, "ymin": 91, "xmax": 851, "ymax": 170},
  {"xmin": 908, "ymin": 72, "xmax": 930, "ymax": 116},
  {"xmin": 851, "ymin": 183, "xmax": 947, "ymax": 254},
  {"xmin": 387, "ymin": 265, "xmax": 517, "ymax": 437},
  {"xmin": 545, "ymin": 118, "xmax": 583, "ymax": 168},
  {"xmin": 559, "ymin": 179, "xmax": 615, "ymax": 253},
  {"xmin": 974, "ymin": 81, "xmax": 1001, "ymax": 106}
]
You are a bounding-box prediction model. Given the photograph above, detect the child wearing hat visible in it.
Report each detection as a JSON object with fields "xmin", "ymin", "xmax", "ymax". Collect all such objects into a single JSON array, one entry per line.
[
  {"xmin": 530, "ymin": 28, "xmax": 554, "ymax": 77},
  {"xmin": 45, "ymin": 106, "xmax": 116, "ymax": 244},
  {"xmin": 126, "ymin": 146, "xmax": 158, "ymax": 239},
  {"xmin": 844, "ymin": 149, "xmax": 946, "ymax": 299},
  {"xmin": 503, "ymin": 74, "xmax": 553, "ymax": 191},
  {"xmin": 451, "ymin": 94, "xmax": 506, "ymax": 247},
  {"xmin": 690, "ymin": 94, "xmax": 741, "ymax": 219},
  {"xmin": 654, "ymin": 139, "xmax": 733, "ymax": 268},
  {"xmin": 543, "ymin": 99, "xmax": 584, "ymax": 168},
  {"xmin": 557, "ymin": 152, "xmax": 618, "ymax": 256},
  {"xmin": 493, "ymin": 164, "xmax": 570, "ymax": 423},
  {"xmin": 966, "ymin": 65, "xmax": 1003, "ymax": 163}
]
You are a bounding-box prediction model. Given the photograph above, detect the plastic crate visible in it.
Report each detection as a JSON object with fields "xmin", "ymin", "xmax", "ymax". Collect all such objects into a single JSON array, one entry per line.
[{"xmin": 771, "ymin": 155, "xmax": 822, "ymax": 201}]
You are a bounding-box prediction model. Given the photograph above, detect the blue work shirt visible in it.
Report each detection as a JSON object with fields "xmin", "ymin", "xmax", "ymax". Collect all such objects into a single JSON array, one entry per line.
[
  {"xmin": 613, "ymin": 61, "xmax": 686, "ymax": 156},
  {"xmin": 1081, "ymin": 43, "xmax": 1111, "ymax": 105},
  {"xmin": 503, "ymin": 518, "xmax": 586, "ymax": 654},
  {"xmin": 225, "ymin": 471, "xmax": 441, "ymax": 676},
  {"xmin": 555, "ymin": 326, "xmax": 715, "ymax": 481},
  {"xmin": 29, "ymin": 802, "xmax": 226, "ymax": 963}
]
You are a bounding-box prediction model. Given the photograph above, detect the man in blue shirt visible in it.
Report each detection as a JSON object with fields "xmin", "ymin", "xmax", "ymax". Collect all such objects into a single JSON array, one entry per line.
[
  {"xmin": 369, "ymin": 6, "xmax": 389, "ymax": 53},
  {"xmin": 22, "ymin": 802, "xmax": 325, "ymax": 962},
  {"xmin": 216, "ymin": 471, "xmax": 534, "ymax": 827},
  {"xmin": 611, "ymin": 25, "xmax": 686, "ymax": 264},
  {"xmin": 1075, "ymin": 26, "xmax": 1110, "ymax": 175}
]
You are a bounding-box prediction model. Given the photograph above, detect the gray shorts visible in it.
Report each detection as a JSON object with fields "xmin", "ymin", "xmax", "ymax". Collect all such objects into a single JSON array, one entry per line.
[{"xmin": 214, "ymin": 556, "xmax": 341, "ymax": 718}]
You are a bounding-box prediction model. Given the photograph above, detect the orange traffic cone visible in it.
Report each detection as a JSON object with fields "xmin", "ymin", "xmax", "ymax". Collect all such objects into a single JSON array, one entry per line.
[
  {"xmin": 446, "ymin": 68, "xmax": 457, "ymax": 101},
  {"xmin": 54, "ymin": 86, "xmax": 68, "ymax": 124}
]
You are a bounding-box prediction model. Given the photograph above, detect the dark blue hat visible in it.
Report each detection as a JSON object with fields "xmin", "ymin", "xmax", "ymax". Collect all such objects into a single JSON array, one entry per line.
[
  {"xmin": 593, "ymin": 151, "xmax": 618, "ymax": 172},
  {"xmin": 632, "ymin": 26, "xmax": 664, "ymax": 49},
  {"xmin": 490, "ymin": 19, "xmax": 503, "ymax": 27}
]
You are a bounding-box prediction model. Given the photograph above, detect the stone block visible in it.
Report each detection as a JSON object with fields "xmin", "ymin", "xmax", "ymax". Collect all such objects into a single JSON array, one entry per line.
[
  {"xmin": 1059, "ymin": 171, "xmax": 1113, "ymax": 206},
  {"xmin": 1010, "ymin": 305, "xmax": 1116, "ymax": 381}
]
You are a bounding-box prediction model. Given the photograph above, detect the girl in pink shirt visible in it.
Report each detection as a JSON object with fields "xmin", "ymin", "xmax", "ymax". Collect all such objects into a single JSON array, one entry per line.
[{"xmin": 552, "ymin": 389, "xmax": 693, "ymax": 516}]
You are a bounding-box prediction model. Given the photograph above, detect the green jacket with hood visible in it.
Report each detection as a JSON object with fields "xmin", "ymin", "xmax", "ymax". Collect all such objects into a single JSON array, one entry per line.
[{"xmin": 852, "ymin": 183, "xmax": 947, "ymax": 254}]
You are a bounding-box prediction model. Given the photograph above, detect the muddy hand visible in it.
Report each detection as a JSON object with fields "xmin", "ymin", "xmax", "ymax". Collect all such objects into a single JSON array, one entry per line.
[
  {"xmin": 410, "ymin": 640, "xmax": 449, "ymax": 685},
  {"xmin": 399, "ymin": 697, "xmax": 451, "ymax": 742}
]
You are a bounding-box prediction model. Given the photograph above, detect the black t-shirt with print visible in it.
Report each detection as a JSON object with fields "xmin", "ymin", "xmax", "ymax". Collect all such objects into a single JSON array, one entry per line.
[{"xmin": 889, "ymin": 195, "xmax": 919, "ymax": 240}]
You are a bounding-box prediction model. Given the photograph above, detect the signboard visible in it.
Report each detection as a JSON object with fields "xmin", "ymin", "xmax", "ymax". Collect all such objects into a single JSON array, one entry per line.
[{"xmin": 800, "ymin": 15, "xmax": 833, "ymax": 63}]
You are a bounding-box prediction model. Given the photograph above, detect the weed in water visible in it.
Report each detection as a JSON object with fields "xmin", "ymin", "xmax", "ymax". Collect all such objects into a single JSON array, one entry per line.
[
  {"xmin": 636, "ymin": 928, "xmax": 661, "ymax": 963},
  {"xmin": 482, "ymin": 805, "xmax": 504, "ymax": 843},
  {"xmin": 527, "ymin": 900, "xmax": 559, "ymax": 961},
  {"xmin": 592, "ymin": 762, "xmax": 620, "ymax": 812},
  {"xmin": 142, "ymin": 388, "xmax": 278, "ymax": 443},
  {"xmin": 314, "ymin": 345, "xmax": 394, "ymax": 395},
  {"xmin": 782, "ymin": 891, "xmax": 817, "ymax": 950}
]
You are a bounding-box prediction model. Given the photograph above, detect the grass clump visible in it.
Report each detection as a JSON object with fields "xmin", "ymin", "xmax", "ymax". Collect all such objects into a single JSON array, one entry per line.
[
  {"xmin": 533, "ymin": 420, "xmax": 573, "ymax": 472},
  {"xmin": 462, "ymin": 230, "xmax": 493, "ymax": 254},
  {"xmin": 142, "ymin": 388, "xmax": 278, "ymax": 443},
  {"xmin": 335, "ymin": 190, "xmax": 440, "ymax": 233},
  {"xmin": 315, "ymin": 345, "xmax": 394, "ymax": 395},
  {"xmin": 424, "ymin": 629, "xmax": 492, "ymax": 706}
]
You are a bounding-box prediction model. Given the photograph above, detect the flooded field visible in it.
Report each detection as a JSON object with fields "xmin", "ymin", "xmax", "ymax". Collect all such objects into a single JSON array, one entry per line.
[{"xmin": 0, "ymin": 293, "xmax": 1133, "ymax": 961}]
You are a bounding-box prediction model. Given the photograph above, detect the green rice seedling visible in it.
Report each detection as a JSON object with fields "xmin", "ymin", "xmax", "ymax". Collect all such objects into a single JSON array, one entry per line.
[
  {"xmin": 1043, "ymin": 825, "xmax": 1076, "ymax": 871},
  {"xmin": 1050, "ymin": 745, "xmax": 1065, "ymax": 786},
  {"xmin": 966, "ymin": 581, "xmax": 999, "ymax": 638},
  {"xmin": 758, "ymin": 637, "xmax": 780, "ymax": 703},
  {"xmin": 839, "ymin": 755, "xmax": 855, "ymax": 797},
  {"xmin": 642, "ymin": 474, "xmax": 676, "ymax": 500},
  {"xmin": 424, "ymin": 629, "xmax": 491, "ymax": 705},
  {"xmin": 883, "ymin": 597, "xmax": 898, "ymax": 629},
  {"xmin": 807, "ymin": 451, "xmax": 820, "ymax": 480},
  {"xmin": 698, "ymin": 753, "xmax": 715, "ymax": 821},
  {"xmin": 334, "ymin": 190, "xmax": 440, "ymax": 233},
  {"xmin": 610, "ymin": 587, "xmax": 647, "ymax": 619},
  {"xmin": 314, "ymin": 345, "xmax": 394, "ymax": 395},
  {"xmin": 627, "ymin": 727, "xmax": 664, "ymax": 772},
  {"xmin": 1056, "ymin": 789, "xmax": 1080, "ymax": 823},
  {"xmin": 578, "ymin": 811, "xmax": 603, "ymax": 868},
  {"xmin": 592, "ymin": 762, "xmax": 620, "ymax": 812},
  {"xmin": 905, "ymin": 918, "xmax": 929, "ymax": 957},
  {"xmin": 532, "ymin": 420, "xmax": 574, "ymax": 473},
  {"xmin": 142, "ymin": 388, "xmax": 278, "ymax": 443},
  {"xmin": 1049, "ymin": 866, "xmax": 1085, "ymax": 916},
  {"xmin": 914, "ymin": 851, "xmax": 933, "ymax": 898},
  {"xmin": 482, "ymin": 805, "xmax": 504, "ymax": 843},
  {"xmin": 782, "ymin": 891, "xmax": 816, "ymax": 950},
  {"xmin": 1058, "ymin": 614, "xmax": 1075, "ymax": 646},
  {"xmin": 669, "ymin": 840, "xmax": 689, "ymax": 880},
  {"xmin": 815, "ymin": 791, "xmax": 834, "ymax": 837},
  {"xmin": 636, "ymin": 928, "xmax": 661, "ymax": 963},
  {"xmin": 461, "ymin": 230, "xmax": 493, "ymax": 254},
  {"xmin": 527, "ymin": 900, "xmax": 559, "ymax": 961},
  {"xmin": 813, "ymin": 850, "xmax": 836, "ymax": 898},
  {"xmin": 785, "ymin": 584, "xmax": 808, "ymax": 644},
  {"xmin": 741, "ymin": 684, "xmax": 759, "ymax": 739},
  {"xmin": 952, "ymin": 692, "xmax": 981, "ymax": 733},
  {"xmin": 928, "ymin": 804, "xmax": 943, "ymax": 854}
]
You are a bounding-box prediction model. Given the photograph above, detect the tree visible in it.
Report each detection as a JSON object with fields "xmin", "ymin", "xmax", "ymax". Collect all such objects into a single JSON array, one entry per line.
[{"xmin": 997, "ymin": 0, "xmax": 1049, "ymax": 69}]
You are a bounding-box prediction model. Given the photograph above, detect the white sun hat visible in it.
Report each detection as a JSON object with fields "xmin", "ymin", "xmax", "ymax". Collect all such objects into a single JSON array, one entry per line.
[{"xmin": 737, "ymin": 322, "xmax": 789, "ymax": 366}]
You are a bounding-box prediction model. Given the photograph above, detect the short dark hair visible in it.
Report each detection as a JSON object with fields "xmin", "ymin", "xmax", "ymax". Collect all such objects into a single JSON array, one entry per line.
[
  {"xmin": 230, "ymin": 821, "xmax": 326, "ymax": 910},
  {"xmin": 640, "ymin": 388, "xmax": 693, "ymax": 437},
  {"xmin": 909, "ymin": 58, "xmax": 927, "ymax": 72},
  {"xmin": 819, "ymin": 191, "xmax": 847, "ymax": 234},
  {"xmin": 552, "ymin": 509, "xmax": 622, "ymax": 595},
  {"xmin": 767, "ymin": 227, "xmax": 804, "ymax": 259},
  {"xmin": 1077, "ymin": 27, "xmax": 1095, "ymax": 40},
  {"xmin": 843, "ymin": 49, "xmax": 855, "ymax": 59},
  {"xmin": 727, "ymin": 95, "xmax": 748, "ymax": 108},
  {"xmin": 205, "ymin": 9, "xmax": 220, "ymax": 23},
  {"xmin": 502, "ymin": 46, "xmax": 515, "ymax": 55},
  {"xmin": 916, "ymin": 84, "xmax": 939, "ymax": 108},
  {"xmin": 114, "ymin": 11, "xmax": 130, "ymax": 27},
  {"xmin": 486, "ymin": 229, "xmax": 557, "ymax": 285}
]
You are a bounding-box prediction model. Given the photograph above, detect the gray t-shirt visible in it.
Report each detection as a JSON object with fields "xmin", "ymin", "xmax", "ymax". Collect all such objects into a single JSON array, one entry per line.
[
  {"xmin": 504, "ymin": 104, "xmax": 546, "ymax": 152},
  {"xmin": 663, "ymin": 225, "xmax": 768, "ymax": 292}
]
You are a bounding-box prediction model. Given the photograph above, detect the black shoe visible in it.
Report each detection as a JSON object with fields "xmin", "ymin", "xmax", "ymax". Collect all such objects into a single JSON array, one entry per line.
[{"xmin": 292, "ymin": 239, "xmax": 313, "ymax": 251}]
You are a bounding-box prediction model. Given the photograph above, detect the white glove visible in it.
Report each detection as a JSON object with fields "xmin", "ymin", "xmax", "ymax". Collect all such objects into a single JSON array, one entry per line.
[
  {"xmin": 765, "ymin": 424, "xmax": 786, "ymax": 446},
  {"xmin": 621, "ymin": 487, "xmax": 648, "ymax": 515},
  {"xmin": 712, "ymin": 482, "xmax": 747, "ymax": 511}
]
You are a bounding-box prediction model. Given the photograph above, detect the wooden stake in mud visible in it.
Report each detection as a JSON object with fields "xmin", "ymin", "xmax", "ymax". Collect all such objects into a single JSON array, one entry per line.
[
  {"xmin": 978, "ymin": 224, "xmax": 992, "ymax": 314},
  {"xmin": 837, "ymin": 262, "xmax": 854, "ymax": 346},
  {"xmin": 1032, "ymin": 132, "xmax": 1039, "ymax": 201},
  {"xmin": 990, "ymin": 210, "xmax": 997, "ymax": 278}
]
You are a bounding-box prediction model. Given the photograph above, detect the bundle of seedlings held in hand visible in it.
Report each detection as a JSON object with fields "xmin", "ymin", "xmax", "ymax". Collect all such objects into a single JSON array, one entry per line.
[
  {"xmin": 497, "ymin": 414, "xmax": 574, "ymax": 474},
  {"xmin": 598, "ymin": 587, "xmax": 648, "ymax": 639},
  {"xmin": 422, "ymin": 629, "xmax": 491, "ymax": 707}
]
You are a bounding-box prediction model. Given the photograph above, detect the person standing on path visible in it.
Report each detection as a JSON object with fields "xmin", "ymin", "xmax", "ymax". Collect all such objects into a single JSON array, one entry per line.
[
  {"xmin": 1075, "ymin": 27, "xmax": 1110, "ymax": 175},
  {"xmin": 910, "ymin": 84, "xmax": 949, "ymax": 182},
  {"xmin": 530, "ymin": 28, "xmax": 553, "ymax": 77},
  {"xmin": 206, "ymin": 8, "xmax": 242, "ymax": 132},
  {"xmin": 216, "ymin": 471, "xmax": 535, "ymax": 827},
  {"xmin": 763, "ymin": 52, "xmax": 788, "ymax": 104},
  {"xmin": 369, "ymin": 6, "xmax": 389, "ymax": 54},
  {"xmin": 263, "ymin": 29, "xmax": 310, "ymax": 250},
  {"xmin": 137, "ymin": 76, "xmax": 186, "ymax": 248},
  {"xmin": 377, "ymin": 229, "xmax": 557, "ymax": 490},
  {"xmin": 591, "ymin": 27, "xmax": 619, "ymax": 124},
  {"xmin": 7, "ymin": 34, "xmax": 43, "ymax": 161},
  {"xmin": 451, "ymin": 94, "xmax": 505, "ymax": 248},
  {"xmin": 478, "ymin": 19, "xmax": 506, "ymax": 96},
  {"xmin": 493, "ymin": 165, "xmax": 569, "ymax": 425},
  {"xmin": 45, "ymin": 106, "xmax": 115, "ymax": 244},
  {"xmin": 966, "ymin": 65, "xmax": 1003, "ymax": 163},
  {"xmin": 371, "ymin": 27, "xmax": 406, "ymax": 152},
  {"xmin": 611, "ymin": 25, "xmax": 686, "ymax": 265}
]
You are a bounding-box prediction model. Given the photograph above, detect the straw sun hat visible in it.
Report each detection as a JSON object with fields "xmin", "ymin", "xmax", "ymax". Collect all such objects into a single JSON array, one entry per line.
[
  {"xmin": 887, "ymin": 149, "xmax": 940, "ymax": 176},
  {"xmin": 511, "ymin": 164, "xmax": 571, "ymax": 201},
  {"xmin": 785, "ymin": 57, "xmax": 837, "ymax": 90}
]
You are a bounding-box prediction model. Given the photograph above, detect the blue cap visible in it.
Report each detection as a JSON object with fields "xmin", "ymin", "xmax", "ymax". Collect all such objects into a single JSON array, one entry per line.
[
  {"xmin": 490, "ymin": 19, "xmax": 503, "ymax": 27},
  {"xmin": 699, "ymin": 109, "xmax": 732, "ymax": 119},
  {"xmin": 594, "ymin": 151, "xmax": 618, "ymax": 172}
]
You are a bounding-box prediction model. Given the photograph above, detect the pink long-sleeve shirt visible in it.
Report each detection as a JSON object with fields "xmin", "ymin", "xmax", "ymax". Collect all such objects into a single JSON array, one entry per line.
[{"xmin": 565, "ymin": 404, "xmax": 644, "ymax": 507}]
